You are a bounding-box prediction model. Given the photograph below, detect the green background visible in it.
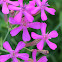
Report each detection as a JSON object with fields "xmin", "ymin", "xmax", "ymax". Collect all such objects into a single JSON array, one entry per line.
[{"xmin": 0, "ymin": 0, "xmax": 62, "ymax": 62}]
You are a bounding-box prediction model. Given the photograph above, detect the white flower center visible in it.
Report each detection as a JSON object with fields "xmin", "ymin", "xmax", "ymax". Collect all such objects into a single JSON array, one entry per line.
[{"xmin": 42, "ymin": 33, "xmax": 51, "ymax": 41}]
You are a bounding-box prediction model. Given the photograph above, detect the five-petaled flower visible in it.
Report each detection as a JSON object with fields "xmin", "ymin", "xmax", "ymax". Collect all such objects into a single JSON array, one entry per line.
[
  {"xmin": 0, "ymin": 0, "xmax": 19, "ymax": 14},
  {"xmin": 8, "ymin": 0, "xmax": 35, "ymax": 22},
  {"xmin": 9, "ymin": 17, "xmax": 40, "ymax": 42},
  {"xmin": 31, "ymin": 22, "xmax": 58, "ymax": 50},
  {"xmin": 31, "ymin": 0, "xmax": 56, "ymax": 21},
  {"xmin": 0, "ymin": 41, "xmax": 29, "ymax": 62},
  {"xmin": 25, "ymin": 49, "xmax": 48, "ymax": 62}
]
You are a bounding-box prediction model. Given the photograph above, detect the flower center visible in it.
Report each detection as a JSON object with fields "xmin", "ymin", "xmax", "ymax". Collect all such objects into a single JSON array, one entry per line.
[
  {"xmin": 43, "ymin": 34, "xmax": 48, "ymax": 41},
  {"xmin": 13, "ymin": 52, "xmax": 15, "ymax": 56},
  {"xmin": 22, "ymin": 7, "xmax": 26, "ymax": 11},
  {"xmin": 10, "ymin": 50, "xmax": 17, "ymax": 58},
  {"xmin": 42, "ymin": 33, "xmax": 51, "ymax": 41},
  {"xmin": 20, "ymin": 17, "xmax": 29, "ymax": 28},
  {"xmin": 41, "ymin": 2, "xmax": 49, "ymax": 9}
]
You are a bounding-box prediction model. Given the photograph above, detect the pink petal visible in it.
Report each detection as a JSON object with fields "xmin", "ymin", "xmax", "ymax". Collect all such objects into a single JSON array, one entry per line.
[
  {"xmin": 8, "ymin": 5, "xmax": 20, "ymax": 10},
  {"xmin": 26, "ymin": 4, "xmax": 35, "ymax": 12},
  {"xmin": 0, "ymin": 61, "xmax": 5, "ymax": 62},
  {"xmin": 14, "ymin": 11, "xmax": 22, "ymax": 22},
  {"xmin": 24, "ymin": 11, "xmax": 34, "ymax": 22},
  {"xmin": 17, "ymin": 53, "xmax": 29, "ymax": 60},
  {"xmin": 40, "ymin": 22, "xmax": 47, "ymax": 35},
  {"xmin": 29, "ymin": 0, "xmax": 35, "ymax": 6},
  {"xmin": 42, "ymin": 0, "xmax": 47, "ymax": 3},
  {"xmin": 7, "ymin": 1, "xmax": 19, "ymax": 6},
  {"xmin": 22, "ymin": 28, "xmax": 31, "ymax": 42},
  {"xmin": 37, "ymin": 40, "xmax": 44, "ymax": 50},
  {"xmin": 31, "ymin": 32, "xmax": 42, "ymax": 39},
  {"xmin": 46, "ymin": 40, "xmax": 57, "ymax": 50},
  {"xmin": 2, "ymin": 2, "xmax": 9, "ymax": 14},
  {"xmin": 35, "ymin": 0, "xmax": 41, "ymax": 6},
  {"xmin": 41, "ymin": 9, "xmax": 47, "ymax": 21},
  {"xmin": 26, "ymin": 0, "xmax": 35, "ymax": 11},
  {"xmin": 0, "ymin": 54, "xmax": 11, "ymax": 61},
  {"xmin": 29, "ymin": 22, "xmax": 41, "ymax": 29},
  {"xmin": 3, "ymin": 41, "xmax": 12, "ymax": 52},
  {"xmin": 48, "ymin": 30, "xmax": 58, "ymax": 38},
  {"xmin": 18, "ymin": 0, "xmax": 23, "ymax": 7},
  {"xmin": 15, "ymin": 41, "xmax": 25, "ymax": 52},
  {"xmin": 5, "ymin": 0, "xmax": 9, "ymax": 1},
  {"xmin": 10, "ymin": 26, "xmax": 22, "ymax": 36},
  {"xmin": 45, "ymin": 7, "xmax": 56, "ymax": 15},
  {"xmin": 37, "ymin": 56, "xmax": 48, "ymax": 62},
  {"xmin": 31, "ymin": 7, "xmax": 40, "ymax": 14},
  {"xmin": 32, "ymin": 49, "xmax": 37, "ymax": 62},
  {"xmin": 12, "ymin": 57, "xmax": 18, "ymax": 62},
  {"xmin": 9, "ymin": 17, "xmax": 20, "ymax": 24},
  {"xmin": 0, "ymin": 1, "xmax": 2, "ymax": 4}
]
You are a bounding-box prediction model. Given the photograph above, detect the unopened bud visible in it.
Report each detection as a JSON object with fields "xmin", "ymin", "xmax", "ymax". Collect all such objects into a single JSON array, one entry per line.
[
  {"xmin": 37, "ymin": 50, "xmax": 49, "ymax": 55},
  {"xmin": 25, "ymin": 39, "xmax": 41, "ymax": 47}
]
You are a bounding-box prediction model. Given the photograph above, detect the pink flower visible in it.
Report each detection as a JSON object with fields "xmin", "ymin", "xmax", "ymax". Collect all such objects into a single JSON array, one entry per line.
[
  {"xmin": 0, "ymin": 41, "xmax": 29, "ymax": 62},
  {"xmin": 31, "ymin": 0, "xmax": 56, "ymax": 21},
  {"xmin": 31, "ymin": 22, "xmax": 58, "ymax": 50},
  {"xmin": 9, "ymin": 17, "xmax": 40, "ymax": 42},
  {"xmin": 0, "ymin": 0, "xmax": 19, "ymax": 14},
  {"xmin": 8, "ymin": 0, "xmax": 35, "ymax": 22},
  {"xmin": 25, "ymin": 49, "xmax": 48, "ymax": 62}
]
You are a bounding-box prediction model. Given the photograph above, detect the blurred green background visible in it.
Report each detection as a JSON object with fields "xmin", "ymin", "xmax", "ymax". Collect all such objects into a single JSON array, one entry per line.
[{"xmin": 0, "ymin": 0, "xmax": 62, "ymax": 62}]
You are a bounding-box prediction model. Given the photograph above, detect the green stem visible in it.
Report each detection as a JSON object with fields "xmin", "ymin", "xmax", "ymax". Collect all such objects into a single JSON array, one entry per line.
[
  {"xmin": 0, "ymin": 49, "xmax": 8, "ymax": 53},
  {"xmin": 24, "ymin": 47, "xmax": 32, "ymax": 52},
  {"xmin": 3, "ymin": 29, "xmax": 10, "ymax": 43},
  {"xmin": 54, "ymin": 24, "xmax": 60, "ymax": 30}
]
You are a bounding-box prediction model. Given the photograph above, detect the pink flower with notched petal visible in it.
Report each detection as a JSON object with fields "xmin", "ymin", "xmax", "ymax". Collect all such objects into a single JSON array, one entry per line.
[
  {"xmin": 9, "ymin": 17, "xmax": 40, "ymax": 42},
  {"xmin": 25, "ymin": 49, "xmax": 48, "ymax": 62},
  {"xmin": 8, "ymin": 0, "xmax": 35, "ymax": 22},
  {"xmin": 0, "ymin": 0, "xmax": 19, "ymax": 14},
  {"xmin": 31, "ymin": 22, "xmax": 58, "ymax": 50},
  {"xmin": 31, "ymin": 0, "xmax": 56, "ymax": 21},
  {"xmin": 0, "ymin": 41, "xmax": 29, "ymax": 62}
]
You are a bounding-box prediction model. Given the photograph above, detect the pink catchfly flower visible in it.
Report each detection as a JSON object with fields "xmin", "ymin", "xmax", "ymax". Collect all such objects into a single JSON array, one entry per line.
[
  {"xmin": 9, "ymin": 17, "xmax": 40, "ymax": 42},
  {"xmin": 8, "ymin": 0, "xmax": 35, "ymax": 22},
  {"xmin": 31, "ymin": 0, "xmax": 56, "ymax": 21},
  {"xmin": 31, "ymin": 22, "xmax": 58, "ymax": 50},
  {"xmin": 0, "ymin": 41, "xmax": 29, "ymax": 62},
  {"xmin": 0, "ymin": 0, "xmax": 19, "ymax": 14},
  {"xmin": 25, "ymin": 49, "xmax": 48, "ymax": 62}
]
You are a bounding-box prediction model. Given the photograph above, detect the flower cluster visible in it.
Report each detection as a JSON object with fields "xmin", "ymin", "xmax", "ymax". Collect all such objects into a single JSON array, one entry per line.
[{"xmin": 0, "ymin": 0, "xmax": 58, "ymax": 62}]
